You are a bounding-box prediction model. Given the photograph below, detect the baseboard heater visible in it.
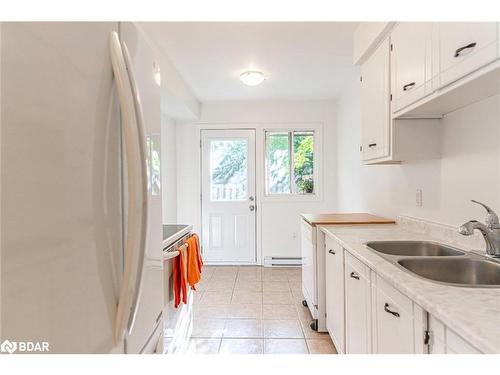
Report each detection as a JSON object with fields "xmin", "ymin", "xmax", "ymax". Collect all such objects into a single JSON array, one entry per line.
[{"xmin": 263, "ymin": 256, "xmax": 302, "ymax": 267}]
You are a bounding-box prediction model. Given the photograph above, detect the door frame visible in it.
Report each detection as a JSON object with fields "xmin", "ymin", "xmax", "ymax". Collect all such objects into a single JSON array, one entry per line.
[{"xmin": 200, "ymin": 127, "xmax": 259, "ymax": 265}]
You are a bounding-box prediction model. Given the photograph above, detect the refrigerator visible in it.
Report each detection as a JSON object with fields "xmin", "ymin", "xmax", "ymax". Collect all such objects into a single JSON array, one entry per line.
[{"xmin": 0, "ymin": 22, "xmax": 164, "ymax": 353}]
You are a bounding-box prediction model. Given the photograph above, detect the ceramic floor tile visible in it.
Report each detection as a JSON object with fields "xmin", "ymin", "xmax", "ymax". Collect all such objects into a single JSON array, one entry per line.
[
  {"xmin": 211, "ymin": 272, "xmax": 238, "ymax": 281},
  {"xmin": 263, "ymin": 291, "xmax": 293, "ymax": 304},
  {"xmin": 288, "ymin": 281, "xmax": 302, "ymax": 293},
  {"xmin": 191, "ymin": 319, "xmax": 226, "ymax": 338},
  {"xmin": 231, "ymin": 291, "xmax": 263, "ymax": 304},
  {"xmin": 264, "ymin": 339, "xmax": 309, "ymax": 354},
  {"xmin": 186, "ymin": 338, "xmax": 221, "ymax": 354},
  {"xmin": 262, "ymin": 273, "xmax": 289, "ymax": 282},
  {"xmin": 263, "ymin": 319, "xmax": 304, "ymax": 339},
  {"xmin": 223, "ymin": 319, "xmax": 263, "ymax": 338},
  {"xmin": 200, "ymin": 291, "xmax": 233, "ymax": 305},
  {"xmin": 192, "ymin": 291, "xmax": 204, "ymax": 304},
  {"xmin": 263, "ymin": 281, "xmax": 290, "ymax": 292},
  {"xmin": 194, "ymin": 304, "xmax": 230, "ymax": 319},
  {"xmin": 263, "ymin": 304, "xmax": 298, "ymax": 320},
  {"xmin": 234, "ymin": 280, "xmax": 262, "ymax": 291},
  {"xmin": 306, "ymin": 338, "xmax": 337, "ymax": 354},
  {"xmin": 237, "ymin": 273, "xmax": 262, "ymax": 282},
  {"xmin": 219, "ymin": 339, "xmax": 264, "ymax": 354},
  {"xmin": 226, "ymin": 304, "xmax": 263, "ymax": 319},
  {"xmin": 205, "ymin": 279, "xmax": 236, "ymax": 292}
]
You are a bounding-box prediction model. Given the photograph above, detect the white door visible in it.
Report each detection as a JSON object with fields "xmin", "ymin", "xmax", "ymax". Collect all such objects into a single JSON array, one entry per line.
[{"xmin": 201, "ymin": 129, "xmax": 256, "ymax": 264}]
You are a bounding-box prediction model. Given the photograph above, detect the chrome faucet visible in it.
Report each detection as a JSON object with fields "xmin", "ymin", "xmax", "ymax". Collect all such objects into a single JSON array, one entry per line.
[{"xmin": 459, "ymin": 200, "xmax": 500, "ymax": 258}]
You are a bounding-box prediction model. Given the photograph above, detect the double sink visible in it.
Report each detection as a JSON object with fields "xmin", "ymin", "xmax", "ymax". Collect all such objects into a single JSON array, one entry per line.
[{"xmin": 366, "ymin": 241, "xmax": 500, "ymax": 287}]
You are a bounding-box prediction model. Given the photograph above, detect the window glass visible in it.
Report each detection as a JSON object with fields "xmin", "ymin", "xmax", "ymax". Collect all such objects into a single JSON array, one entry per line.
[
  {"xmin": 293, "ymin": 131, "xmax": 314, "ymax": 194},
  {"xmin": 210, "ymin": 139, "xmax": 248, "ymax": 201},
  {"xmin": 266, "ymin": 132, "xmax": 291, "ymax": 194}
]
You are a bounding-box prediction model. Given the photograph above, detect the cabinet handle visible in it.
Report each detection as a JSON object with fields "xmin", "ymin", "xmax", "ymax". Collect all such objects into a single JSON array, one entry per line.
[
  {"xmin": 328, "ymin": 249, "xmax": 336, "ymax": 255},
  {"xmin": 403, "ymin": 82, "xmax": 416, "ymax": 91},
  {"xmin": 350, "ymin": 272, "xmax": 360, "ymax": 280},
  {"xmin": 368, "ymin": 143, "xmax": 377, "ymax": 148},
  {"xmin": 384, "ymin": 303, "xmax": 400, "ymax": 317},
  {"xmin": 454, "ymin": 42, "xmax": 477, "ymax": 58}
]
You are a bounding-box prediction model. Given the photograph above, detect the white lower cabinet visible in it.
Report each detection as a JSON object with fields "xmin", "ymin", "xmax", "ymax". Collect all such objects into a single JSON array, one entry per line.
[
  {"xmin": 371, "ymin": 273, "xmax": 427, "ymax": 354},
  {"xmin": 325, "ymin": 236, "xmax": 345, "ymax": 353},
  {"xmin": 428, "ymin": 315, "xmax": 481, "ymax": 354},
  {"xmin": 323, "ymin": 233, "xmax": 482, "ymax": 354},
  {"xmin": 344, "ymin": 253, "xmax": 371, "ymax": 354}
]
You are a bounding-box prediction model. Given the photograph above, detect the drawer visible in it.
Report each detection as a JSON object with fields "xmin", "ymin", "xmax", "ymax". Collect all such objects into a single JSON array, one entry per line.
[
  {"xmin": 375, "ymin": 274, "xmax": 413, "ymax": 313},
  {"xmin": 345, "ymin": 251, "xmax": 370, "ymax": 280}
]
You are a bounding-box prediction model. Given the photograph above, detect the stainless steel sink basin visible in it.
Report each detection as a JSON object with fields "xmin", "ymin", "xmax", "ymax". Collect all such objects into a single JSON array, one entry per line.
[
  {"xmin": 366, "ymin": 241, "xmax": 465, "ymax": 257},
  {"xmin": 398, "ymin": 258, "xmax": 500, "ymax": 287}
]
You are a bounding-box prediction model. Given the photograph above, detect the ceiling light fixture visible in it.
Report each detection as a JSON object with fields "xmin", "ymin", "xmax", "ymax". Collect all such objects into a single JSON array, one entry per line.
[{"xmin": 239, "ymin": 70, "xmax": 266, "ymax": 86}]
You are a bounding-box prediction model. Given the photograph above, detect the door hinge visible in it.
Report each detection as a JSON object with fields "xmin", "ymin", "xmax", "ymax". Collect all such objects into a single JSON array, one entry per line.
[
  {"xmin": 424, "ymin": 330, "xmax": 432, "ymax": 346},
  {"xmin": 360, "ymin": 76, "xmax": 363, "ymax": 82},
  {"xmin": 390, "ymin": 94, "xmax": 393, "ymax": 101},
  {"xmin": 390, "ymin": 43, "xmax": 393, "ymax": 52},
  {"xmin": 359, "ymin": 145, "xmax": 363, "ymax": 152}
]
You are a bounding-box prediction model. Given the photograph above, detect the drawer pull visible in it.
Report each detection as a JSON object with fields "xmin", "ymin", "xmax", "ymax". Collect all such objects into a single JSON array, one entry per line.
[
  {"xmin": 403, "ymin": 82, "xmax": 416, "ymax": 91},
  {"xmin": 368, "ymin": 143, "xmax": 377, "ymax": 148},
  {"xmin": 350, "ymin": 272, "xmax": 360, "ymax": 280},
  {"xmin": 328, "ymin": 249, "xmax": 336, "ymax": 255},
  {"xmin": 384, "ymin": 303, "xmax": 400, "ymax": 317},
  {"xmin": 454, "ymin": 42, "xmax": 477, "ymax": 58}
]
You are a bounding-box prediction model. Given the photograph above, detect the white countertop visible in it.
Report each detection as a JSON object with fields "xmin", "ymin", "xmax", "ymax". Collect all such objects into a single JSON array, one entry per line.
[{"xmin": 319, "ymin": 223, "xmax": 500, "ymax": 354}]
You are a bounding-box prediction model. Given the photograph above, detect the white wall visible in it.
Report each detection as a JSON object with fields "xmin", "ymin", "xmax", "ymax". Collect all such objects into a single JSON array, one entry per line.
[
  {"xmin": 176, "ymin": 100, "xmax": 337, "ymax": 262},
  {"xmin": 161, "ymin": 114, "xmax": 178, "ymax": 224},
  {"xmin": 336, "ymin": 76, "xmax": 500, "ymax": 228}
]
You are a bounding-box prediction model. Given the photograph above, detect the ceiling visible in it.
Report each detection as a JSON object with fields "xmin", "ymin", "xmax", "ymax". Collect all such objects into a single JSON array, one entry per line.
[{"xmin": 139, "ymin": 22, "xmax": 358, "ymax": 102}]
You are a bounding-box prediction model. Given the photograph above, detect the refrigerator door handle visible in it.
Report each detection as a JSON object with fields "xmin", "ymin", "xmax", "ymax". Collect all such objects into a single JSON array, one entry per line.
[
  {"xmin": 121, "ymin": 40, "xmax": 150, "ymax": 335},
  {"xmin": 109, "ymin": 31, "xmax": 148, "ymax": 344}
]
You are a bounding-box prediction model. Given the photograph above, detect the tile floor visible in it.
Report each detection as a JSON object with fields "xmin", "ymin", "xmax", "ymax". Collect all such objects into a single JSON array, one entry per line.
[{"xmin": 179, "ymin": 265, "xmax": 337, "ymax": 354}]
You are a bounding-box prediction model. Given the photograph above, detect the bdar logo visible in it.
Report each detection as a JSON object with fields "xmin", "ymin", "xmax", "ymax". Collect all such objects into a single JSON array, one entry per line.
[{"xmin": 1, "ymin": 340, "xmax": 17, "ymax": 354}]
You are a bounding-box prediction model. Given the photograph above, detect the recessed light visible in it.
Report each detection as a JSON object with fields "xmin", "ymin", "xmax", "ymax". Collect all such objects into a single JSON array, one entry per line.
[{"xmin": 239, "ymin": 70, "xmax": 266, "ymax": 86}]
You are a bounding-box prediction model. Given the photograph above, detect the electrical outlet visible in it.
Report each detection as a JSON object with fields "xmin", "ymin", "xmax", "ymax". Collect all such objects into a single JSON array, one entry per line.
[{"xmin": 416, "ymin": 189, "xmax": 423, "ymax": 207}]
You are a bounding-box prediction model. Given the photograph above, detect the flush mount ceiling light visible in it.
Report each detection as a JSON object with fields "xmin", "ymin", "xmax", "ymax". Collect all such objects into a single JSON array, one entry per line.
[{"xmin": 239, "ymin": 70, "xmax": 266, "ymax": 86}]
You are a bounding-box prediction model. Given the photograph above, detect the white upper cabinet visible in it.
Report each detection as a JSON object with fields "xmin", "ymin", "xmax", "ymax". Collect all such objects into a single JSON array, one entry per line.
[
  {"xmin": 391, "ymin": 22, "xmax": 434, "ymax": 112},
  {"xmin": 361, "ymin": 37, "xmax": 391, "ymax": 161},
  {"xmin": 438, "ymin": 22, "xmax": 499, "ymax": 87}
]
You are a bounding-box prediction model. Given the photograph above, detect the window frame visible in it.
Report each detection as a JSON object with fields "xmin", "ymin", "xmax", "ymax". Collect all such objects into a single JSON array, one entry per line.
[{"xmin": 264, "ymin": 127, "xmax": 320, "ymax": 200}]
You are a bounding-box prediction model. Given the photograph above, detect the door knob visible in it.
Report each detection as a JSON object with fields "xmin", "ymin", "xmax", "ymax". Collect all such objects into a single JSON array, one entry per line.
[{"xmin": 249, "ymin": 205, "xmax": 255, "ymax": 212}]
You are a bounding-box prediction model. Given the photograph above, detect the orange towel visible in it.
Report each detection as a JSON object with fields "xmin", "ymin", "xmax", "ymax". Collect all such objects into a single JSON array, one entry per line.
[
  {"xmin": 186, "ymin": 234, "xmax": 203, "ymax": 290},
  {"xmin": 173, "ymin": 244, "xmax": 188, "ymax": 308}
]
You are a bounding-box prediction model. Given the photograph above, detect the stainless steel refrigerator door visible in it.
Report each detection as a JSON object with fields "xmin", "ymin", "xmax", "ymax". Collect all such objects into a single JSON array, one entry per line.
[
  {"xmin": 119, "ymin": 22, "xmax": 164, "ymax": 354},
  {"xmin": 1, "ymin": 22, "xmax": 123, "ymax": 353}
]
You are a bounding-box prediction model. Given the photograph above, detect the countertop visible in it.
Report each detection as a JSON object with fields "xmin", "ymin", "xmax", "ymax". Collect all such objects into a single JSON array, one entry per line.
[
  {"xmin": 301, "ymin": 213, "xmax": 395, "ymax": 226},
  {"xmin": 319, "ymin": 223, "xmax": 500, "ymax": 354}
]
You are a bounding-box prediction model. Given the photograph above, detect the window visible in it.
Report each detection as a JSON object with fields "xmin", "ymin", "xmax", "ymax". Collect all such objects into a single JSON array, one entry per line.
[
  {"xmin": 265, "ymin": 130, "xmax": 316, "ymax": 195},
  {"xmin": 209, "ymin": 139, "xmax": 248, "ymax": 201}
]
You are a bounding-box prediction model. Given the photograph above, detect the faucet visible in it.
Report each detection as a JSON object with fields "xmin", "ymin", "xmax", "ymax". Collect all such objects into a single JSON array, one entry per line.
[{"xmin": 459, "ymin": 200, "xmax": 500, "ymax": 258}]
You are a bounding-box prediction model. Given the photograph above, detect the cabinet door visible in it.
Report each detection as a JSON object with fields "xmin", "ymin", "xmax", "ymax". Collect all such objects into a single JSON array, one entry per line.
[
  {"xmin": 324, "ymin": 236, "xmax": 345, "ymax": 353},
  {"xmin": 361, "ymin": 37, "xmax": 391, "ymax": 161},
  {"xmin": 344, "ymin": 254, "xmax": 371, "ymax": 354},
  {"xmin": 372, "ymin": 275, "xmax": 416, "ymax": 353},
  {"xmin": 439, "ymin": 22, "xmax": 499, "ymax": 87},
  {"xmin": 391, "ymin": 22, "xmax": 433, "ymax": 112}
]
